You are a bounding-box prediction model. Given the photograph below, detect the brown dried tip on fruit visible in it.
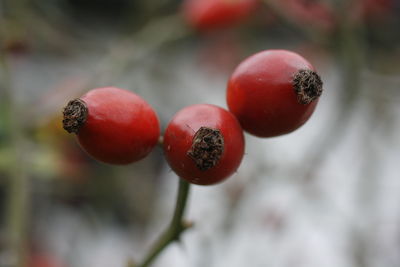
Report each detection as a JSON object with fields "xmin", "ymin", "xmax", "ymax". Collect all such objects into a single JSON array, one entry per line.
[
  {"xmin": 187, "ymin": 127, "xmax": 224, "ymax": 171},
  {"xmin": 62, "ymin": 99, "xmax": 88, "ymax": 134},
  {"xmin": 293, "ymin": 69, "xmax": 323, "ymax": 105}
]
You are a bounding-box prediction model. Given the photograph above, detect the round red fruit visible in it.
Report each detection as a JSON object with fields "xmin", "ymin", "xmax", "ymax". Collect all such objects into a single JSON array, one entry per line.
[
  {"xmin": 182, "ymin": 0, "xmax": 259, "ymax": 31},
  {"xmin": 227, "ymin": 49, "xmax": 323, "ymax": 137},
  {"xmin": 163, "ymin": 104, "xmax": 245, "ymax": 185},
  {"xmin": 62, "ymin": 87, "xmax": 160, "ymax": 164}
]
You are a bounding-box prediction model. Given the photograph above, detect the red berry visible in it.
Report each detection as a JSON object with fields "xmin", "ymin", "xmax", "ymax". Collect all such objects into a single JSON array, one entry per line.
[
  {"xmin": 227, "ymin": 49, "xmax": 323, "ymax": 137},
  {"xmin": 182, "ymin": 0, "xmax": 259, "ymax": 31},
  {"xmin": 163, "ymin": 104, "xmax": 245, "ymax": 185},
  {"xmin": 62, "ymin": 87, "xmax": 160, "ymax": 164}
]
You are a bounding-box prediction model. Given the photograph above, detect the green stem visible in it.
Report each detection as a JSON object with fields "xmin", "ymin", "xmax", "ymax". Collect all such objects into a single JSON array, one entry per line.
[{"xmin": 132, "ymin": 178, "xmax": 191, "ymax": 267}]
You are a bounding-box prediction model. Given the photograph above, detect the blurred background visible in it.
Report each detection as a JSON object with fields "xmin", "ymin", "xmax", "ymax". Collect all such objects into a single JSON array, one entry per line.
[{"xmin": 1, "ymin": 0, "xmax": 400, "ymax": 266}]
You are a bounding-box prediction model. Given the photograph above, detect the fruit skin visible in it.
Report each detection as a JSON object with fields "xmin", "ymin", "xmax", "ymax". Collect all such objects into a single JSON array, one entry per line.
[
  {"xmin": 69, "ymin": 87, "xmax": 160, "ymax": 164},
  {"xmin": 182, "ymin": 0, "xmax": 259, "ymax": 31},
  {"xmin": 227, "ymin": 49, "xmax": 321, "ymax": 137},
  {"xmin": 163, "ymin": 104, "xmax": 245, "ymax": 185}
]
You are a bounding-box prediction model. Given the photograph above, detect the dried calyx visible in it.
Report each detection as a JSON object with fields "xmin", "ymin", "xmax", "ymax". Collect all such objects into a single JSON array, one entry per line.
[
  {"xmin": 62, "ymin": 99, "xmax": 88, "ymax": 134},
  {"xmin": 187, "ymin": 127, "xmax": 224, "ymax": 171},
  {"xmin": 293, "ymin": 69, "xmax": 323, "ymax": 105}
]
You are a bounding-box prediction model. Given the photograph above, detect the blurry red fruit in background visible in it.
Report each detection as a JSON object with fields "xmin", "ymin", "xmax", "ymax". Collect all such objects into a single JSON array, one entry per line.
[
  {"xmin": 3, "ymin": 38, "xmax": 30, "ymax": 56},
  {"xmin": 182, "ymin": 0, "xmax": 259, "ymax": 31},
  {"xmin": 360, "ymin": 0, "xmax": 393, "ymax": 20},
  {"xmin": 197, "ymin": 33, "xmax": 242, "ymax": 74},
  {"xmin": 28, "ymin": 253, "xmax": 65, "ymax": 267}
]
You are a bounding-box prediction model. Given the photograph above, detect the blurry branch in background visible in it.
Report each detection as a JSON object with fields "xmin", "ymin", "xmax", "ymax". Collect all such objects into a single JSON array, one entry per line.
[
  {"xmin": 1, "ymin": 0, "xmax": 75, "ymax": 51},
  {"xmin": 90, "ymin": 13, "xmax": 191, "ymax": 87},
  {"xmin": 128, "ymin": 179, "xmax": 192, "ymax": 267},
  {"xmin": 0, "ymin": 38, "xmax": 30, "ymax": 267},
  {"xmin": 261, "ymin": 0, "xmax": 333, "ymax": 45}
]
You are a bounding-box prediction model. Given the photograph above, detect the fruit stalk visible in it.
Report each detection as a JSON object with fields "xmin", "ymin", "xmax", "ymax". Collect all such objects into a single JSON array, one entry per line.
[{"xmin": 131, "ymin": 178, "xmax": 191, "ymax": 267}]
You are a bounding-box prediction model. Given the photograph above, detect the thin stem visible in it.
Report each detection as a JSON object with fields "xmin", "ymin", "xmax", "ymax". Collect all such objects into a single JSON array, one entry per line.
[{"xmin": 132, "ymin": 178, "xmax": 191, "ymax": 267}]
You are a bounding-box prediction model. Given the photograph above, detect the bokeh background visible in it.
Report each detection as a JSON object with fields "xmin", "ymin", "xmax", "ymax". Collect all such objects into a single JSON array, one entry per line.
[{"xmin": 1, "ymin": 0, "xmax": 400, "ymax": 266}]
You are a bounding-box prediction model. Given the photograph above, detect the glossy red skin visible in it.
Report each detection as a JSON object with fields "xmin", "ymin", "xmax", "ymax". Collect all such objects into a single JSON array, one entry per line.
[
  {"xmin": 163, "ymin": 104, "xmax": 245, "ymax": 185},
  {"xmin": 227, "ymin": 50, "xmax": 319, "ymax": 137},
  {"xmin": 182, "ymin": 0, "xmax": 259, "ymax": 31},
  {"xmin": 77, "ymin": 87, "xmax": 160, "ymax": 164}
]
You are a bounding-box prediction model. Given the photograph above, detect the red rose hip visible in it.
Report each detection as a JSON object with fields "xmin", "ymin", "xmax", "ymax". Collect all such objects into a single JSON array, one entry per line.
[
  {"xmin": 62, "ymin": 87, "xmax": 160, "ymax": 164},
  {"xmin": 227, "ymin": 49, "xmax": 323, "ymax": 137},
  {"xmin": 163, "ymin": 104, "xmax": 245, "ymax": 185},
  {"xmin": 182, "ymin": 0, "xmax": 259, "ymax": 31}
]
